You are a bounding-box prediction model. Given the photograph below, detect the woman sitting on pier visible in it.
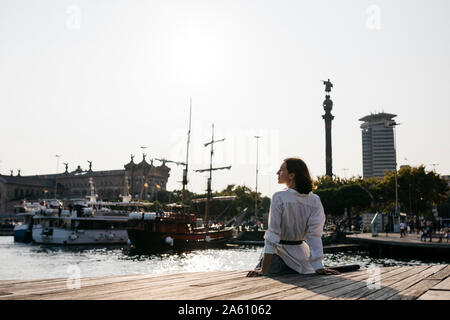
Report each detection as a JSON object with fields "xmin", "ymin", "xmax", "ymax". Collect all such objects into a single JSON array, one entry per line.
[{"xmin": 247, "ymin": 157, "xmax": 339, "ymax": 277}]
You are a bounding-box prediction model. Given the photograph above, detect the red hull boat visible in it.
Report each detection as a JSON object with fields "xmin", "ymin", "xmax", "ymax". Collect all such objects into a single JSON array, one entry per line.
[{"xmin": 127, "ymin": 211, "xmax": 233, "ymax": 249}]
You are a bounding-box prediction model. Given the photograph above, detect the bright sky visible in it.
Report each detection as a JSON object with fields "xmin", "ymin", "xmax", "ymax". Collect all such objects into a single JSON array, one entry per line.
[{"xmin": 1, "ymin": 0, "xmax": 449, "ymax": 197}]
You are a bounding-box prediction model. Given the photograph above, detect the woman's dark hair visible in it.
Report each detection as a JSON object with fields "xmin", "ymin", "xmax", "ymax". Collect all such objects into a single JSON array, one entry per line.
[{"xmin": 284, "ymin": 157, "xmax": 313, "ymax": 194}]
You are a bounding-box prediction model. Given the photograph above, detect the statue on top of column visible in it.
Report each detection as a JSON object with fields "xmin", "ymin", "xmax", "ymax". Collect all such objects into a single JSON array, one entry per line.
[{"xmin": 322, "ymin": 78, "xmax": 333, "ymax": 93}]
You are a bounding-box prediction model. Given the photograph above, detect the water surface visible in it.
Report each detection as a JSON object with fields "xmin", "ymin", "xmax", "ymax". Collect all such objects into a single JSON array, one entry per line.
[{"xmin": 0, "ymin": 237, "xmax": 444, "ymax": 280}]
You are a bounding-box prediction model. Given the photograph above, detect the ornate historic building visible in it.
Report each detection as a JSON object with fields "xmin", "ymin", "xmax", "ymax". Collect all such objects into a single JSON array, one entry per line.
[{"xmin": 0, "ymin": 155, "xmax": 170, "ymax": 214}]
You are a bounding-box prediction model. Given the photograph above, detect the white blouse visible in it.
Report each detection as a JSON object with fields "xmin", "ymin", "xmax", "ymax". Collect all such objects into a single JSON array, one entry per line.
[{"xmin": 263, "ymin": 188, "xmax": 326, "ymax": 274}]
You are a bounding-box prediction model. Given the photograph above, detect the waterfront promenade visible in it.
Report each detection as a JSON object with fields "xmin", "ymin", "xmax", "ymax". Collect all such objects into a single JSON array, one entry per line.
[
  {"xmin": 1, "ymin": 265, "xmax": 449, "ymax": 300},
  {"xmin": 347, "ymin": 232, "xmax": 450, "ymax": 249}
]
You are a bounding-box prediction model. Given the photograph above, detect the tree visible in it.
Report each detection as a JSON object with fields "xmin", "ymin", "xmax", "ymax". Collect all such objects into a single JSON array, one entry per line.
[
  {"xmin": 315, "ymin": 183, "xmax": 371, "ymax": 229},
  {"xmin": 152, "ymin": 200, "xmax": 163, "ymax": 211},
  {"xmin": 315, "ymin": 175, "xmax": 344, "ymax": 190},
  {"xmin": 437, "ymin": 197, "xmax": 450, "ymax": 219},
  {"xmin": 188, "ymin": 185, "xmax": 270, "ymax": 223},
  {"xmin": 351, "ymin": 176, "xmax": 387, "ymax": 213},
  {"xmin": 315, "ymin": 166, "xmax": 449, "ymax": 218},
  {"xmin": 382, "ymin": 165, "xmax": 449, "ymax": 216},
  {"xmin": 336, "ymin": 184, "xmax": 372, "ymax": 228},
  {"xmin": 155, "ymin": 190, "xmax": 172, "ymax": 204},
  {"xmin": 314, "ymin": 188, "xmax": 341, "ymax": 216},
  {"xmin": 166, "ymin": 189, "xmax": 196, "ymax": 205},
  {"xmin": 261, "ymin": 197, "xmax": 271, "ymax": 213}
]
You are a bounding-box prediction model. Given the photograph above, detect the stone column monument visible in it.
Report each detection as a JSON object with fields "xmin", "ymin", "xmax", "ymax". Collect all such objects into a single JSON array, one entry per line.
[{"xmin": 322, "ymin": 79, "xmax": 334, "ymax": 177}]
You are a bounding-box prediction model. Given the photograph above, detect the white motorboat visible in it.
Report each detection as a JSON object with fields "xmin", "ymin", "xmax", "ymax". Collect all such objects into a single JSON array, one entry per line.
[
  {"xmin": 31, "ymin": 212, "xmax": 129, "ymax": 245},
  {"xmin": 31, "ymin": 200, "xmax": 153, "ymax": 245},
  {"xmin": 13, "ymin": 200, "xmax": 43, "ymax": 243},
  {"xmin": 31, "ymin": 177, "xmax": 153, "ymax": 245}
]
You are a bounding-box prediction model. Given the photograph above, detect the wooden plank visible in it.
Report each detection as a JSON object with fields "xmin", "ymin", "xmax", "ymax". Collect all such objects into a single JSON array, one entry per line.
[
  {"xmin": 362, "ymin": 265, "xmax": 442, "ymax": 300},
  {"xmin": 100, "ymin": 271, "xmax": 251, "ymax": 300},
  {"xmin": 268, "ymin": 272, "xmax": 378, "ymax": 300},
  {"xmin": 199, "ymin": 269, "xmax": 377, "ymax": 300},
  {"xmin": 386, "ymin": 265, "xmax": 448, "ymax": 300},
  {"xmin": 387, "ymin": 280, "xmax": 441, "ymax": 300},
  {"xmin": 205, "ymin": 272, "xmax": 358, "ymax": 300},
  {"xmin": 247, "ymin": 268, "xmax": 384, "ymax": 300},
  {"xmin": 94, "ymin": 271, "xmax": 249, "ymax": 300},
  {"xmin": 0, "ymin": 273, "xmax": 167, "ymax": 292},
  {"xmin": 429, "ymin": 276, "xmax": 450, "ymax": 291},
  {"xmin": 0, "ymin": 273, "xmax": 162, "ymax": 291},
  {"xmin": 329, "ymin": 266, "xmax": 418, "ymax": 300},
  {"xmin": 302, "ymin": 266, "xmax": 412, "ymax": 300},
  {"xmin": 81, "ymin": 272, "xmax": 248, "ymax": 300},
  {"xmin": 2, "ymin": 272, "xmax": 206, "ymax": 300},
  {"xmin": 417, "ymin": 290, "xmax": 450, "ymax": 300},
  {"xmin": 0, "ymin": 278, "xmax": 68, "ymax": 289},
  {"xmin": 103, "ymin": 269, "xmax": 358, "ymax": 300},
  {"xmin": 5, "ymin": 272, "xmax": 211, "ymax": 300},
  {"xmin": 0, "ymin": 291, "xmax": 14, "ymax": 298},
  {"xmin": 17, "ymin": 271, "xmax": 246, "ymax": 300},
  {"xmin": 6, "ymin": 275, "xmax": 182, "ymax": 300},
  {"xmin": 104, "ymin": 272, "xmax": 281, "ymax": 300},
  {"xmin": 233, "ymin": 270, "xmax": 373, "ymax": 300},
  {"xmin": 262, "ymin": 267, "xmax": 403, "ymax": 300},
  {"xmin": 0, "ymin": 273, "xmax": 187, "ymax": 300},
  {"xmin": 357, "ymin": 266, "xmax": 429, "ymax": 300},
  {"xmin": 425, "ymin": 265, "xmax": 450, "ymax": 280}
]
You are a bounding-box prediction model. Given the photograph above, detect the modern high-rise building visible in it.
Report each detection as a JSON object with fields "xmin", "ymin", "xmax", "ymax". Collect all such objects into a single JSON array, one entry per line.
[{"xmin": 359, "ymin": 112, "xmax": 397, "ymax": 179}]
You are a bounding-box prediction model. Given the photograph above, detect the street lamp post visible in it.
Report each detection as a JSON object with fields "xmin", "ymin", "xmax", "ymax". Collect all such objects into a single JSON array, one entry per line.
[
  {"xmin": 254, "ymin": 136, "xmax": 261, "ymax": 223},
  {"xmin": 385, "ymin": 120, "xmax": 401, "ymax": 231},
  {"xmin": 393, "ymin": 124, "xmax": 400, "ymax": 229}
]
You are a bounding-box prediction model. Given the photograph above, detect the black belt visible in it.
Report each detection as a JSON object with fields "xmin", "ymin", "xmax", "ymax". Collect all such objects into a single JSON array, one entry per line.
[{"xmin": 279, "ymin": 240, "xmax": 303, "ymax": 245}]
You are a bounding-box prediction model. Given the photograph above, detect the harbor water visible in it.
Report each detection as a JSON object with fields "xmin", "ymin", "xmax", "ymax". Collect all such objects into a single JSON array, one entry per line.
[{"xmin": 0, "ymin": 237, "xmax": 446, "ymax": 280}]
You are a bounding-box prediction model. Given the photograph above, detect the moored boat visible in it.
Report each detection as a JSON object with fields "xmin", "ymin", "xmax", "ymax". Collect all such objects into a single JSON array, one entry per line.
[
  {"xmin": 13, "ymin": 214, "xmax": 34, "ymax": 242},
  {"xmin": 32, "ymin": 214, "xmax": 129, "ymax": 245},
  {"xmin": 30, "ymin": 198, "xmax": 154, "ymax": 245},
  {"xmin": 126, "ymin": 205, "xmax": 233, "ymax": 249},
  {"xmin": 13, "ymin": 200, "xmax": 42, "ymax": 243}
]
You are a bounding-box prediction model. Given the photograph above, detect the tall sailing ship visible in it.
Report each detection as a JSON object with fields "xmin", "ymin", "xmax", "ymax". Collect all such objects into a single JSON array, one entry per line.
[
  {"xmin": 126, "ymin": 202, "xmax": 234, "ymax": 248},
  {"xmin": 127, "ymin": 103, "xmax": 235, "ymax": 249}
]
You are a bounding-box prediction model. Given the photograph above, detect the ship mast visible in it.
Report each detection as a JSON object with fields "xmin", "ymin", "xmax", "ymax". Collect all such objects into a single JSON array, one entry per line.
[
  {"xmin": 152, "ymin": 101, "xmax": 191, "ymax": 213},
  {"xmin": 182, "ymin": 99, "xmax": 192, "ymax": 212},
  {"xmin": 195, "ymin": 124, "xmax": 231, "ymax": 230}
]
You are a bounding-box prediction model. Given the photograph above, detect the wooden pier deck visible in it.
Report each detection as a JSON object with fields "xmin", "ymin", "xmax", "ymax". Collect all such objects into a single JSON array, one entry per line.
[{"xmin": 1, "ymin": 264, "xmax": 449, "ymax": 300}]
